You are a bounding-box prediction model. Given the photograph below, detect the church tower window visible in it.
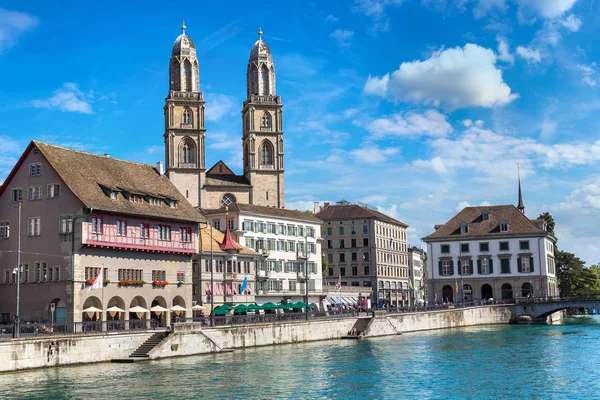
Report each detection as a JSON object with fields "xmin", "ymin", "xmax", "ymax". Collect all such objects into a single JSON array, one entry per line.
[
  {"xmin": 183, "ymin": 143, "xmax": 192, "ymax": 163},
  {"xmin": 260, "ymin": 65, "xmax": 269, "ymax": 95},
  {"xmin": 184, "ymin": 60, "xmax": 192, "ymax": 92},
  {"xmin": 261, "ymin": 141, "xmax": 273, "ymax": 165},
  {"xmin": 183, "ymin": 109, "xmax": 192, "ymax": 125},
  {"xmin": 261, "ymin": 112, "xmax": 271, "ymax": 129},
  {"xmin": 221, "ymin": 193, "xmax": 236, "ymax": 207}
]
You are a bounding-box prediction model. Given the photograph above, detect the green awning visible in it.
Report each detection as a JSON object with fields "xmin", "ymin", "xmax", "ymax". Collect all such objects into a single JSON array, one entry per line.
[{"xmin": 234, "ymin": 304, "xmax": 248, "ymax": 313}]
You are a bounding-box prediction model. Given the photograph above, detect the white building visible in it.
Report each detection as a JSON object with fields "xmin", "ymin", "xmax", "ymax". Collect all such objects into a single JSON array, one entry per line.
[
  {"xmin": 423, "ymin": 203, "xmax": 557, "ymax": 304},
  {"xmin": 201, "ymin": 203, "xmax": 324, "ymax": 309},
  {"xmin": 408, "ymin": 247, "xmax": 427, "ymax": 305}
]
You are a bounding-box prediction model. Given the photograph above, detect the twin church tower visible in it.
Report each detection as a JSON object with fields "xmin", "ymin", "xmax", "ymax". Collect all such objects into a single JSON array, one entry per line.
[{"xmin": 164, "ymin": 23, "xmax": 284, "ymax": 210}]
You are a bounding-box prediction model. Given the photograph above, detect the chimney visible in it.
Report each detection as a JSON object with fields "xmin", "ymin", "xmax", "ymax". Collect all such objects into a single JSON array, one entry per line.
[
  {"xmin": 324, "ymin": 202, "xmax": 330, "ymax": 208},
  {"xmin": 104, "ymin": 153, "xmax": 110, "ymax": 158},
  {"xmin": 157, "ymin": 161, "xmax": 164, "ymax": 175},
  {"xmin": 313, "ymin": 202, "xmax": 321, "ymax": 214}
]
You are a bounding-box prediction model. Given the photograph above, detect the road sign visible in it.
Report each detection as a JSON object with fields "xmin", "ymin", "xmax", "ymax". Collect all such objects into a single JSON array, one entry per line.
[{"xmin": 50, "ymin": 303, "xmax": 55, "ymax": 312}]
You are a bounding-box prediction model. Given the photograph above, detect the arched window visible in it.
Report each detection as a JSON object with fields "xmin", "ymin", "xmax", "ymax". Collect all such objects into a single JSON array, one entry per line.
[
  {"xmin": 221, "ymin": 194, "xmax": 236, "ymax": 207},
  {"xmin": 261, "ymin": 141, "xmax": 273, "ymax": 165},
  {"xmin": 183, "ymin": 109, "xmax": 192, "ymax": 125},
  {"xmin": 249, "ymin": 66, "xmax": 258, "ymax": 95},
  {"xmin": 260, "ymin": 65, "xmax": 269, "ymax": 95},
  {"xmin": 184, "ymin": 60, "xmax": 192, "ymax": 92},
  {"xmin": 261, "ymin": 112, "xmax": 271, "ymax": 128},
  {"xmin": 183, "ymin": 143, "xmax": 191, "ymax": 163},
  {"xmin": 180, "ymin": 139, "xmax": 195, "ymax": 164},
  {"xmin": 244, "ymin": 143, "xmax": 249, "ymax": 168}
]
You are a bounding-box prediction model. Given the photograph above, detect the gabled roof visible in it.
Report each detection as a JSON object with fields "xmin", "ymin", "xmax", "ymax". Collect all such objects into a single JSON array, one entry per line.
[
  {"xmin": 315, "ymin": 204, "xmax": 408, "ymax": 227},
  {"xmin": 206, "ymin": 160, "xmax": 235, "ymax": 175},
  {"xmin": 199, "ymin": 225, "xmax": 257, "ymax": 255},
  {"xmin": 205, "ymin": 174, "xmax": 251, "ymax": 188},
  {"xmin": 1, "ymin": 141, "xmax": 204, "ymax": 223},
  {"xmin": 201, "ymin": 203, "xmax": 322, "ymax": 223},
  {"xmin": 422, "ymin": 205, "xmax": 548, "ymax": 241}
]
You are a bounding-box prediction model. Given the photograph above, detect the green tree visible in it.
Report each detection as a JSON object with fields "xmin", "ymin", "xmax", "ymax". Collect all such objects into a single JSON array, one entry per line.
[
  {"xmin": 322, "ymin": 255, "xmax": 329, "ymax": 277},
  {"xmin": 556, "ymin": 251, "xmax": 600, "ymax": 297},
  {"xmin": 537, "ymin": 212, "xmax": 556, "ymax": 235},
  {"xmin": 303, "ymin": 210, "xmax": 315, "ymax": 217}
]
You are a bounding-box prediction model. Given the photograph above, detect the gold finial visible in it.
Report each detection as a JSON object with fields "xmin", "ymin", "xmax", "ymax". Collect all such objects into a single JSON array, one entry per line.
[
  {"xmin": 226, "ymin": 205, "xmax": 229, "ymax": 214},
  {"xmin": 181, "ymin": 20, "xmax": 186, "ymax": 34},
  {"xmin": 258, "ymin": 26, "xmax": 263, "ymax": 38}
]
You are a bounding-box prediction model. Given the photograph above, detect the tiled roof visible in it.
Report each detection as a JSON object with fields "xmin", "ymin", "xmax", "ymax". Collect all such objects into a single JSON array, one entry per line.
[
  {"xmin": 199, "ymin": 225, "xmax": 258, "ymax": 255},
  {"xmin": 29, "ymin": 142, "xmax": 203, "ymax": 223},
  {"xmin": 422, "ymin": 205, "xmax": 547, "ymax": 241},
  {"xmin": 205, "ymin": 174, "xmax": 251, "ymax": 188},
  {"xmin": 315, "ymin": 204, "xmax": 408, "ymax": 227},
  {"xmin": 200, "ymin": 203, "xmax": 322, "ymax": 223}
]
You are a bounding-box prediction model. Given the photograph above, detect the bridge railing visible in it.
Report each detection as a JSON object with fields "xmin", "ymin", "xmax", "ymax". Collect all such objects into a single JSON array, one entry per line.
[{"xmin": 515, "ymin": 295, "xmax": 600, "ymax": 305}]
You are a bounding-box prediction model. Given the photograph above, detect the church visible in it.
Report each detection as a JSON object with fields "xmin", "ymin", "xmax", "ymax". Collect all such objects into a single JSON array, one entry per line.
[{"xmin": 164, "ymin": 23, "xmax": 285, "ymax": 210}]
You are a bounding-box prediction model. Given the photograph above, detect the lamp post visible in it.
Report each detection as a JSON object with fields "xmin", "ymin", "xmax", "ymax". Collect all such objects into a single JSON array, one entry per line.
[
  {"xmin": 199, "ymin": 221, "xmax": 214, "ymax": 327},
  {"xmin": 13, "ymin": 201, "xmax": 22, "ymax": 338},
  {"xmin": 297, "ymin": 236, "xmax": 310, "ymax": 321}
]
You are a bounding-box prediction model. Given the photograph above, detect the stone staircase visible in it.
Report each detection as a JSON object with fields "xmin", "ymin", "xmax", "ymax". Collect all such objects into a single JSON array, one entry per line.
[
  {"xmin": 351, "ymin": 316, "xmax": 372, "ymax": 335},
  {"xmin": 128, "ymin": 332, "xmax": 166, "ymax": 359}
]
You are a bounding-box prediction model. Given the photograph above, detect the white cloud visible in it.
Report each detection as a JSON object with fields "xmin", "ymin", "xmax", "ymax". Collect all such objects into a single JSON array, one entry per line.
[
  {"xmin": 351, "ymin": 0, "xmax": 404, "ymax": 33},
  {"xmin": 349, "ymin": 145, "xmax": 400, "ymax": 164},
  {"xmin": 0, "ymin": 9, "xmax": 39, "ymax": 54},
  {"xmin": 560, "ymin": 13, "xmax": 581, "ymax": 31},
  {"xmin": 473, "ymin": 0, "xmax": 507, "ymax": 18},
  {"xmin": 330, "ymin": 29, "xmax": 354, "ymax": 48},
  {"xmin": 516, "ymin": 46, "xmax": 542, "ymax": 63},
  {"xmin": 325, "ymin": 14, "xmax": 340, "ymax": 23},
  {"xmin": 31, "ymin": 83, "xmax": 93, "ymax": 114},
  {"xmin": 0, "ymin": 136, "xmax": 23, "ymax": 183},
  {"xmin": 366, "ymin": 109, "xmax": 453, "ymax": 138},
  {"xmin": 576, "ymin": 63, "xmax": 598, "ymax": 88},
  {"xmin": 413, "ymin": 156, "xmax": 449, "ymax": 175},
  {"xmin": 516, "ymin": 0, "xmax": 579, "ymax": 19},
  {"xmin": 462, "ymin": 119, "xmax": 473, "ymax": 127},
  {"xmin": 363, "ymin": 44, "xmax": 518, "ymax": 108},
  {"xmin": 360, "ymin": 194, "xmax": 389, "ymax": 204},
  {"xmin": 474, "ymin": 119, "xmax": 484, "ymax": 127},
  {"xmin": 205, "ymin": 93, "xmax": 237, "ymax": 121},
  {"xmin": 496, "ymin": 36, "xmax": 514, "ymax": 64}
]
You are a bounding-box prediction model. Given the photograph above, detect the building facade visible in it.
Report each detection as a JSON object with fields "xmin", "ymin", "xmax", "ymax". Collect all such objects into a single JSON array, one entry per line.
[
  {"xmin": 0, "ymin": 142, "xmax": 202, "ymax": 325},
  {"xmin": 201, "ymin": 203, "xmax": 323, "ymax": 309},
  {"xmin": 423, "ymin": 205, "xmax": 558, "ymax": 304},
  {"xmin": 408, "ymin": 247, "xmax": 427, "ymax": 305},
  {"xmin": 315, "ymin": 201, "xmax": 409, "ymax": 307},
  {"xmin": 165, "ymin": 25, "xmax": 284, "ymax": 209}
]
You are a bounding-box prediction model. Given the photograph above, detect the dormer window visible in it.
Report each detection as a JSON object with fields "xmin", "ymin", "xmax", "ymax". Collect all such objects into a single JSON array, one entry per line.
[
  {"xmin": 482, "ymin": 209, "xmax": 489, "ymax": 221},
  {"xmin": 460, "ymin": 222, "xmax": 469, "ymax": 234},
  {"xmin": 499, "ymin": 220, "xmax": 508, "ymax": 232},
  {"xmin": 130, "ymin": 194, "xmax": 143, "ymax": 203},
  {"xmin": 149, "ymin": 197, "xmax": 162, "ymax": 207},
  {"xmin": 110, "ymin": 192, "xmax": 117, "ymax": 200}
]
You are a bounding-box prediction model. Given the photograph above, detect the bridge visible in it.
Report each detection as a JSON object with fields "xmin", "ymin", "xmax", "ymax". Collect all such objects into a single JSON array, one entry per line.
[{"xmin": 513, "ymin": 296, "xmax": 600, "ymax": 323}]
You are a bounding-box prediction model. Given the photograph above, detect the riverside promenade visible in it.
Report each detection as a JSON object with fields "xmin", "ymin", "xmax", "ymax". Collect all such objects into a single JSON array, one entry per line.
[{"xmin": 0, "ymin": 304, "xmax": 512, "ymax": 372}]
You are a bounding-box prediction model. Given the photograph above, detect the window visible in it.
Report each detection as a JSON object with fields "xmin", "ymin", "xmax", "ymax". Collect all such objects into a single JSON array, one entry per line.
[
  {"xmin": 327, "ymin": 240, "xmax": 332, "ymax": 249},
  {"xmin": 327, "ymin": 227, "xmax": 332, "ymax": 235},
  {"xmin": 59, "ymin": 215, "xmax": 73, "ymax": 234},
  {"xmin": 53, "ymin": 266, "xmax": 60, "ymax": 282},
  {"xmin": 520, "ymin": 258, "xmax": 531, "ymax": 273},
  {"xmin": 364, "ymin": 265, "xmax": 370, "ymax": 275},
  {"xmin": 328, "ymin": 268, "xmax": 334, "ymax": 277},
  {"xmin": 482, "ymin": 210, "xmax": 489, "ymax": 220},
  {"xmin": 288, "ymin": 280, "xmax": 297, "ymax": 292},
  {"xmin": 340, "ymin": 267, "xmax": 346, "ymax": 277},
  {"xmin": 29, "ymin": 163, "xmax": 41, "ymax": 177},
  {"xmin": 501, "ymin": 258, "xmax": 510, "ymax": 274},
  {"xmin": 339, "ymin": 226, "xmax": 344, "ymax": 235},
  {"xmin": 339, "ymin": 239, "xmax": 345, "ymax": 248},
  {"xmin": 151, "ymin": 270, "xmax": 166, "ymax": 282},
  {"xmin": 520, "ymin": 241, "xmax": 530, "ymax": 250},
  {"xmin": 180, "ymin": 227, "xmax": 192, "ymax": 242},
  {"xmin": 481, "ymin": 258, "xmax": 490, "ymax": 274},
  {"xmin": 176, "ymin": 272, "xmax": 185, "ymax": 283},
  {"xmin": 149, "ymin": 197, "xmax": 161, "ymax": 206},
  {"xmin": 461, "ymin": 259, "xmax": 470, "ymax": 275},
  {"xmin": 351, "ymin": 225, "xmax": 356, "ymax": 234},
  {"xmin": 221, "ymin": 193, "xmax": 236, "ymax": 207},
  {"xmin": 0, "ymin": 221, "xmax": 9, "ymax": 239},
  {"xmin": 363, "ymin": 225, "xmax": 368, "ymax": 234},
  {"xmin": 110, "ymin": 191, "xmax": 118, "ymax": 200},
  {"xmin": 351, "ymin": 252, "xmax": 357, "ymax": 261},
  {"xmin": 116, "ymin": 220, "xmax": 127, "ymax": 237},
  {"xmin": 352, "ymin": 266, "xmax": 358, "ymax": 276},
  {"xmin": 183, "ymin": 108, "xmax": 192, "ymax": 125},
  {"xmin": 140, "ymin": 223, "xmax": 149, "ymax": 239},
  {"xmin": 28, "ymin": 186, "xmax": 42, "ymax": 201},
  {"xmin": 479, "ymin": 242, "xmax": 489, "ymax": 252},
  {"xmin": 460, "ymin": 222, "xmax": 469, "ymax": 234},
  {"xmin": 351, "ymin": 238, "xmax": 357, "ymax": 248},
  {"xmin": 327, "ymin": 253, "xmax": 333, "ymax": 263},
  {"xmin": 363, "ymin": 252, "xmax": 370, "ymax": 261},
  {"xmin": 499, "ymin": 220, "xmax": 508, "ymax": 232},
  {"xmin": 499, "ymin": 242, "xmax": 509, "ymax": 251},
  {"xmin": 261, "ymin": 141, "xmax": 273, "ymax": 165},
  {"xmin": 363, "ymin": 238, "xmax": 369, "ymax": 247},
  {"xmin": 267, "ymin": 223, "xmax": 276, "ymax": 234},
  {"xmin": 441, "ymin": 244, "xmax": 450, "ymax": 254},
  {"xmin": 47, "ymin": 184, "xmax": 60, "ymax": 198},
  {"xmin": 129, "ymin": 194, "xmax": 143, "ymax": 203},
  {"xmin": 339, "ymin": 253, "xmax": 346, "ymax": 262},
  {"xmin": 28, "ymin": 217, "xmax": 40, "ymax": 236},
  {"xmin": 261, "ymin": 112, "xmax": 271, "ymax": 128},
  {"xmin": 460, "ymin": 243, "xmax": 469, "ymax": 253},
  {"xmin": 228, "ymin": 218, "xmax": 234, "ymax": 231},
  {"xmin": 11, "ymin": 189, "xmax": 23, "ymax": 202},
  {"xmin": 158, "ymin": 225, "xmax": 171, "ymax": 241},
  {"xmin": 441, "ymin": 260, "xmax": 452, "ymax": 276},
  {"xmin": 91, "ymin": 217, "xmax": 103, "ymax": 234},
  {"xmin": 213, "ymin": 220, "xmax": 221, "ymax": 230}
]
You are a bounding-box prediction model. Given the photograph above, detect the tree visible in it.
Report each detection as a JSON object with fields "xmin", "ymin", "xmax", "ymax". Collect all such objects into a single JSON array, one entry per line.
[
  {"xmin": 556, "ymin": 251, "xmax": 600, "ymax": 297},
  {"xmin": 322, "ymin": 255, "xmax": 329, "ymax": 277},
  {"xmin": 303, "ymin": 210, "xmax": 315, "ymax": 217},
  {"xmin": 537, "ymin": 212, "xmax": 555, "ymax": 236}
]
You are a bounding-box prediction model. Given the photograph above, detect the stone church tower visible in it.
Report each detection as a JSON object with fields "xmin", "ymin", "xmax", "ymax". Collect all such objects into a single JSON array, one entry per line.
[
  {"xmin": 164, "ymin": 21, "xmax": 206, "ymax": 208},
  {"xmin": 242, "ymin": 29, "xmax": 285, "ymax": 208}
]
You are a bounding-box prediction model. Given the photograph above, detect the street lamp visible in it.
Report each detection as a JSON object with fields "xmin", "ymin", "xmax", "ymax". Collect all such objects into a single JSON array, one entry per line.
[
  {"xmin": 198, "ymin": 221, "xmax": 214, "ymax": 327},
  {"xmin": 13, "ymin": 201, "xmax": 22, "ymax": 338},
  {"xmin": 297, "ymin": 236, "xmax": 310, "ymax": 321}
]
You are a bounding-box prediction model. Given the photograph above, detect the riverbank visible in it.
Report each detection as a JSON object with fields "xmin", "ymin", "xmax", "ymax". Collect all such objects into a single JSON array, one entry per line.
[{"xmin": 0, "ymin": 305, "xmax": 512, "ymax": 373}]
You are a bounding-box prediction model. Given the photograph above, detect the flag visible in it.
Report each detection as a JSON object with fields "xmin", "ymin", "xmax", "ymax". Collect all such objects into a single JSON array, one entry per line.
[
  {"xmin": 335, "ymin": 275, "xmax": 341, "ymax": 291},
  {"xmin": 455, "ymin": 278, "xmax": 458, "ymax": 294},
  {"xmin": 240, "ymin": 276, "xmax": 248, "ymax": 294},
  {"xmin": 408, "ymin": 280, "xmax": 414, "ymax": 292},
  {"xmin": 89, "ymin": 269, "xmax": 103, "ymax": 291}
]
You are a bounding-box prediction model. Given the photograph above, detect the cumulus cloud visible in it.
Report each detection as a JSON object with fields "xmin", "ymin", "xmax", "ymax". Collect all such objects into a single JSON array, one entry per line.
[
  {"xmin": 0, "ymin": 136, "xmax": 23, "ymax": 183},
  {"xmin": 516, "ymin": 0, "xmax": 579, "ymax": 19},
  {"xmin": 366, "ymin": 109, "xmax": 452, "ymax": 138},
  {"xmin": 31, "ymin": 83, "xmax": 93, "ymax": 114},
  {"xmin": 560, "ymin": 13, "xmax": 581, "ymax": 31},
  {"xmin": 330, "ymin": 29, "xmax": 354, "ymax": 48},
  {"xmin": 351, "ymin": 0, "xmax": 404, "ymax": 33},
  {"xmin": 496, "ymin": 36, "xmax": 514, "ymax": 64},
  {"xmin": 0, "ymin": 8, "xmax": 39, "ymax": 54},
  {"xmin": 205, "ymin": 93, "xmax": 237, "ymax": 121},
  {"xmin": 325, "ymin": 14, "xmax": 340, "ymax": 22},
  {"xmin": 363, "ymin": 44, "xmax": 518, "ymax": 108},
  {"xmin": 413, "ymin": 156, "xmax": 449, "ymax": 175},
  {"xmin": 516, "ymin": 46, "xmax": 542, "ymax": 63},
  {"xmin": 349, "ymin": 145, "xmax": 400, "ymax": 164}
]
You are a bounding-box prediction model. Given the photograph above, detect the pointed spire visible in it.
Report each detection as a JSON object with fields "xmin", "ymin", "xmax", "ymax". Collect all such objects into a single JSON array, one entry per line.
[
  {"xmin": 181, "ymin": 20, "xmax": 186, "ymax": 34},
  {"xmin": 219, "ymin": 205, "xmax": 243, "ymax": 252},
  {"xmin": 517, "ymin": 163, "xmax": 525, "ymax": 214}
]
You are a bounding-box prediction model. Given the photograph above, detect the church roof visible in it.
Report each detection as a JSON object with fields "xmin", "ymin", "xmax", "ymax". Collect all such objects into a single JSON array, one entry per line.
[
  {"xmin": 422, "ymin": 205, "xmax": 548, "ymax": 241},
  {"xmin": 205, "ymin": 174, "xmax": 252, "ymax": 188},
  {"xmin": 172, "ymin": 33, "xmax": 195, "ymax": 56},
  {"xmin": 201, "ymin": 203, "xmax": 322, "ymax": 223},
  {"xmin": 315, "ymin": 204, "xmax": 408, "ymax": 227},
  {"xmin": 0, "ymin": 141, "xmax": 204, "ymax": 223},
  {"xmin": 206, "ymin": 160, "xmax": 236, "ymax": 175}
]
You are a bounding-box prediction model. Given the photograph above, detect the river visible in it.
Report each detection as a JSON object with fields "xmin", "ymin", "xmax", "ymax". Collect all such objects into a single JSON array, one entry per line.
[{"xmin": 1, "ymin": 317, "xmax": 599, "ymax": 399}]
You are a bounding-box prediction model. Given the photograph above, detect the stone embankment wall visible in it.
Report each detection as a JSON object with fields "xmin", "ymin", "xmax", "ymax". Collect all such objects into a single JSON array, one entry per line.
[{"xmin": 0, "ymin": 332, "xmax": 151, "ymax": 373}]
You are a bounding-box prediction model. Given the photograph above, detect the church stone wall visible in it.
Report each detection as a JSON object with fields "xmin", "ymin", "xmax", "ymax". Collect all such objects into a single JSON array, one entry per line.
[
  {"xmin": 167, "ymin": 172, "xmax": 200, "ymax": 208},
  {"xmin": 205, "ymin": 189, "xmax": 250, "ymax": 209}
]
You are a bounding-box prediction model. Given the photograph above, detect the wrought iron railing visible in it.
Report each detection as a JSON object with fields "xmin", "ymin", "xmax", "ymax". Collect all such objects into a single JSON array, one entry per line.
[{"xmin": 0, "ymin": 319, "xmax": 160, "ymax": 339}]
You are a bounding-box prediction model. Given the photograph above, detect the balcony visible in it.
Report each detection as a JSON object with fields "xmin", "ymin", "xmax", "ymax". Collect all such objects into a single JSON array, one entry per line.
[{"xmin": 256, "ymin": 270, "xmax": 270, "ymax": 280}]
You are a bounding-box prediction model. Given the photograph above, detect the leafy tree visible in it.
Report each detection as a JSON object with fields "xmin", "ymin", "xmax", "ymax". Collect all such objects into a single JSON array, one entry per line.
[
  {"xmin": 556, "ymin": 251, "xmax": 600, "ymax": 297},
  {"xmin": 322, "ymin": 255, "xmax": 329, "ymax": 277},
  {"xmin": 303, "ymin": 210, "xmax": 315, "ymax": 216},
  {"xmin": 537, "ymin": 212, "xmax": 555, "ymax": 236}
]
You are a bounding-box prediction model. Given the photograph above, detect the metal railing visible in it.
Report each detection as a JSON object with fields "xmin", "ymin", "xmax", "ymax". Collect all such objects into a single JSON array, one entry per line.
[{"xmin": 0, "ymin": 319, "xmax": 160, "ymax": 339}]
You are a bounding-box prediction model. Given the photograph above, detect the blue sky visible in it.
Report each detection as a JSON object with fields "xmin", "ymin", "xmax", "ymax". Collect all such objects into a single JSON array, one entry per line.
[{"xmin": 1, "ymin": 0, "xmax": 600, "ymax": 264}]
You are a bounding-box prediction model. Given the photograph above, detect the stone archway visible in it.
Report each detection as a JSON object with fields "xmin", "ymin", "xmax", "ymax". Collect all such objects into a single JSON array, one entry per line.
[
  {"xmin": 442, "ymin": 285, "xmax": 454, "ymax": 303},
  {"xmin": 172, "ymin": 296, "xmax": 187, "ymax": 322},
  {"xmin": 481, "ymin": 284, "xmax": 493, "ymax": 301},
  {"xmin": 151, "ymin": 296, "xmax": 168, "ymax": 327},
  {"xmin": 50, "ymin": 298, "xmax": 67, "ymax": 324},
  {"xmin": 463, "ymin": 284, "xmax": 473, "ymax": 302},
  {"xmin": 82, "ymin": 296, "xmax": 102, "ymax": 322},
  {"xmin": 502, "ymin": 283, "xmax": 513, "ymax": 301},
  {"xmin": 522, "ymin": 282, "xmax": 533, "ymax": 297},
  {"xmin": 129, "ymin": 296, "xmax": 149, "ymax": 330},
  {"xmin": 106, "ymin": 296, "xmax": 126, "ymax": 321}
]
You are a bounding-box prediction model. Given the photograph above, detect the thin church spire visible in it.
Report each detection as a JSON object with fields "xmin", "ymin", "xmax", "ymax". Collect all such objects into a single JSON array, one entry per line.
[{"xmin": 517, "ymin": 163, "xmax": 525, "ymax": 214}]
